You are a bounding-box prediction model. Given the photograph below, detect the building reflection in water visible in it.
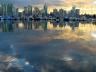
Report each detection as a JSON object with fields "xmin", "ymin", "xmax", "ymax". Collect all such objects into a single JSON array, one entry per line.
[
  {"xmin": 0, "ymin": 20, "xmax": 48, "ymax": 32},
  {"xmin": 0, "ymin": 21, "xmax": 14, "ymax": 32},
  {"xmin": 0, "ymin": 20, "xmax": 96, "ymax": 32}
]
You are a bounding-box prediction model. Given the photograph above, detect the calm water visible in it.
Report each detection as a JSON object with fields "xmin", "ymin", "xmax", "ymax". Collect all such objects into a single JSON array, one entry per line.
[{"xmin": 0, "ymin": 20, "xmax": 96, "ymax": 72}]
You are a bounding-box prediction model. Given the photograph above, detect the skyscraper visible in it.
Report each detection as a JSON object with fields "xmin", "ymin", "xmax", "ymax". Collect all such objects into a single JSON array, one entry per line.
[
  {"xmin": 53, "ymin": 9, "xmax": 59, "ymax": 18},
  {"xmin": 1, "ymin": 3, "xmax": 13, "ymax": 17},
  {"xmin": 2, "ymin": 4, "xmax": 7, "ymax": 16},
  {"xmin": 68, "ymin": 6, "xmax": 80, "ymax": 19},
  {"xmin": 43, "ymin": 3, "xmax": 48, "ymax": 16},
  {"xmin": 23, "ymin": 7, "xmax": 28, "ymax": 16},
  {"xmin": 0, "ymin": 5, "xmax": 3, "ymax": 16},
  {"xmin": 75, "ymin": 9, "xmax": 80, "ymax": 18},
  {"xmin": 33, "ymin": 7, "xmax": 41, "ymax": 19},
  {"xmin": 59, "ymin": 9, "xmax": 67, "ymax": 19},
  {"xmin": 7, "ymin": 4, "xmax": 13, "ymax": 16},
  {"xmin": 28, "ymin": 5, "xmax": 32, "ymax": 16}
]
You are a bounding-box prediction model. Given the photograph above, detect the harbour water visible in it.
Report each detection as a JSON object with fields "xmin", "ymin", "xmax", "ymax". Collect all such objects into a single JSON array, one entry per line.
[{"xmin": 0, "ymin": 20, "xmax": 96, "ymax": 72}]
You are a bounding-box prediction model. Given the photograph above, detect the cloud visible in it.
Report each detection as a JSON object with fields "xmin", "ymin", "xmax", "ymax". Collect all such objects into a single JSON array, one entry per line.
[{"xmin": 0, "ymin": 0, "xmax": 95, "ymax": 7}]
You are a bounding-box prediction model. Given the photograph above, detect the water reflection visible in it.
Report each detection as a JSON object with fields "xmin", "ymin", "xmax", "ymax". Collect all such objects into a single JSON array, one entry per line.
[
  {"xmin": 0, "ymin": 21, "xmax": 96, "ymax": 72},
  {"xmin": 0, "ymin": 20, "xmax": 96, "ymax": 32},
  {"xmin": 0, "ymin": 20, "xmax": 48, "ymax": 32}
]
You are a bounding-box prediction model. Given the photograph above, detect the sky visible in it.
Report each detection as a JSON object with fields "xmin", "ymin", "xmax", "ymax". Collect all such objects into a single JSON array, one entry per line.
[{"xmin": 0, "ymin": 0, "xmax": 96, "ymax": 14}]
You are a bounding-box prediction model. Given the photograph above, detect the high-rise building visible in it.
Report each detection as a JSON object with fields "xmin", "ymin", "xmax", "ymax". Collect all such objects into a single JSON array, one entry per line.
[
  {"xmin": 43, "ymin": 3, "xmax": 48, "ymax": 16},
  {"xmin": 16, "ymin": 8, "xmax": 19, "ymax": 16},
  {"xmin": 0, "ymin": 5, "xmax": 3, "ymax": 16},
  {"xmin": 33, "ymin": 7, "xmax": 41, "ymax": 19},
  {"xmin": 59, "ymin": 9, "xmax": 67, "ymax": 18},
  {"xmin": 7, "ymin": 4, "xmax": 13, "ymax": 16},
  {"xmin": 75, "ymin": 9, "xmax": 80, "ymax": 18},
  {"xmin": 28, "ymin": 5, "xmax": 32, "ymax": 16},
  {"xmin": 53, "ymin": 9, "xmax": 59, "ymax": 18},
  {"xmin": 68, "ymin": 6, "xmax": 80, "ymax": 18},
  {"xmin": 12, "ymin": 7, "xmax": 18, "ymax": 17},
  {"xmin": 2, "ymin": 4, "xmax": 7, "ymax": 16},
  {"xmin": 41, "ymin": 4, "xmax": 48, "ymax": 19},
  {"xmin": 23, "ymin": 7, "xmax": 28, "ymax": 16},
  {"xmin": 1, "ymin": 3, "xmax": 13, "ymax": 16},
  {"xmin": 23, "ymin": 5, "xmax": 32, "ymax": 17}
]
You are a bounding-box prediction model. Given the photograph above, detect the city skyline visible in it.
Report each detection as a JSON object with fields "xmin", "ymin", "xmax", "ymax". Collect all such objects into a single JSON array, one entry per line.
[
  {"xmin": 0, "ymin": 0, "xmax": 96, "ymax": 14},
  {"xmin": 0, "ymin": 3, "xmax": 96, "ymax": 22}
]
